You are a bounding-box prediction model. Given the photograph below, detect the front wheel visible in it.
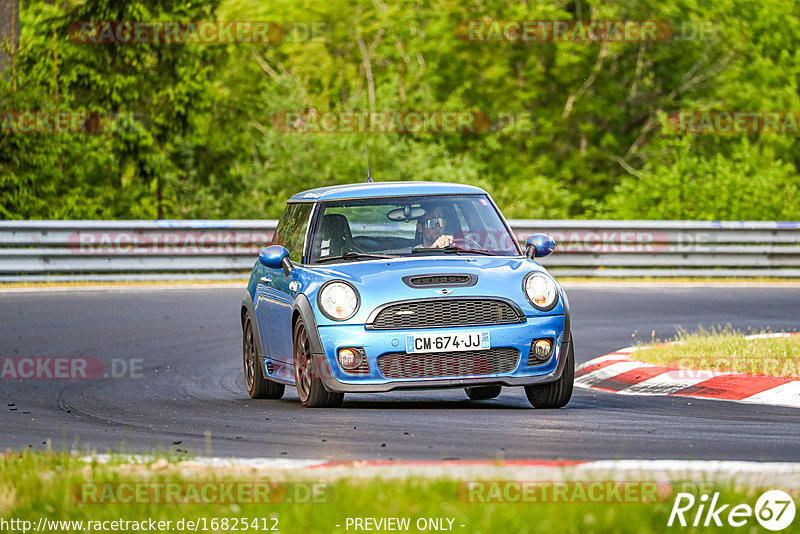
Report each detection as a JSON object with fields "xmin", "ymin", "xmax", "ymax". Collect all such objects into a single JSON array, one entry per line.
[
  {"xmin": 465, "ymin": 385, "xmax": 502, "ymax": 400},
  {"xmin": 293, "ymin": 318, "xmax": 344, "ymax": 408},
  {"xmin": 524, "ymin": 341, "xmax": 574, "ymax": 409},
  {"xmin": 243, "ymin": 313, "xmax": 285, "ymax": 399}
]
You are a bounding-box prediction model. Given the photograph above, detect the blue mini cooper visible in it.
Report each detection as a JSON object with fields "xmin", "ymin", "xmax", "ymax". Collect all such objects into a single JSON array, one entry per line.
[{"xmin": 241, "ymin": 182, "xmax": 573, "ymax": 408}]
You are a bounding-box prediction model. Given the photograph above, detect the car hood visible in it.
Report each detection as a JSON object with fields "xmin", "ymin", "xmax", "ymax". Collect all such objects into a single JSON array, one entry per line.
[
  {"xmin": 315, "ymin": 255, "xmax": 541, "ymax": 283},
  {"xmin": 301, "ymin": 255, "xmax": 564, "ymax": 325}
]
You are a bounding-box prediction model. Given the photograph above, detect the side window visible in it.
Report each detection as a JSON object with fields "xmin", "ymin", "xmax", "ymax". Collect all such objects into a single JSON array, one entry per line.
[{"xmin": 272, "ymin": 203, "xmax": 313, "ymax": 263}]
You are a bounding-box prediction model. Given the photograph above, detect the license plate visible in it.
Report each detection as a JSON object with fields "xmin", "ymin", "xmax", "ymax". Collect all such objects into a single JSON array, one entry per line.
[{"xmin": 405, "ymin": 331, "xmax": 490, "ymax": 354}]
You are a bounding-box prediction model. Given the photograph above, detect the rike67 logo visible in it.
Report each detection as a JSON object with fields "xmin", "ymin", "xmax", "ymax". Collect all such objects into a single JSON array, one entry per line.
[{"xmin": 668, "ymin": 490, "xmax": 795, "ymax": 531}]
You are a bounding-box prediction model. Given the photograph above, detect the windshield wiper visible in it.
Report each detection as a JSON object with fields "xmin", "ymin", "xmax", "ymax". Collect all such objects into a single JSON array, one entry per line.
[
  {"xmin": 315, "ymin": 251, "xmax": 394, "ymax": 263},
  {"xmin": 412, "ymin": 246, "xmax": 494, "ymax": 256}
]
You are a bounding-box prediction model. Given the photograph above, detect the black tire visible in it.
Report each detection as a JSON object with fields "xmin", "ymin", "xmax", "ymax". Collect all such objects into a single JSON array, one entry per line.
[
  {"xmin": 243, "ymin": 313, "xmax": 285, "ymax": 399},
  {"xmin": 465, "ymin": 385, "xmax": 502, "ymax": 400},
  {"xmin": 293, "ymin": 318, "xmax": 344, "ymax": 408},
  {"xmin": 524, "ymin": 341, "xmax": 574, "ymax": 409}
]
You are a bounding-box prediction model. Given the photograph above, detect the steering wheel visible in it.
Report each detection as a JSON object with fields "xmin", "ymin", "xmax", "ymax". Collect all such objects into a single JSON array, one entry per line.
[
  {"xmin": 452, "ymin": 236, "xmax": 482, "ymax": 250},
  {"xmin": 351, "ymin": 236, "xmax": 381, "ymax": 252}
]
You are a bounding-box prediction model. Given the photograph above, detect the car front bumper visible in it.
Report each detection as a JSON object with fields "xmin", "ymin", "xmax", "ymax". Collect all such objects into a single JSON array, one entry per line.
[{"xmin": 313, "ymin": 315, "xmax": 569, "ymax": 393}]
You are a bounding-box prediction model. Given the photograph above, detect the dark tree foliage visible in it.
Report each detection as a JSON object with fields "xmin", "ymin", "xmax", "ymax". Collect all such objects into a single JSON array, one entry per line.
[{"xmin": 2, "ymin": 0, "xmax": 799, "ymax": 220}]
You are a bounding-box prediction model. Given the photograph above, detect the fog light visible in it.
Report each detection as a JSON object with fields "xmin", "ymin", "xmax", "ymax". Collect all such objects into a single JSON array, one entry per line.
[
  {"xmin": 533, "ymin": 339, "xmax": 553, "ymax": 360},
  {"xmin": 337, "ymin": 348, "xmax": 363, "ymax": 370}
]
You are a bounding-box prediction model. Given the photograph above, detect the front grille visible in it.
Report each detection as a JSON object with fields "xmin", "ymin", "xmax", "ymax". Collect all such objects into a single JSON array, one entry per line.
[
  {"xmin": 370, "ymin": 298, "xmax": 522, "ymax": 330},
  {"xmin": 378, "ymin": 348, "xmax": 519, "ymax": 378},
  {"xmin": 405, "ymin": 274, "xmax": 474, "ymax": 287}
]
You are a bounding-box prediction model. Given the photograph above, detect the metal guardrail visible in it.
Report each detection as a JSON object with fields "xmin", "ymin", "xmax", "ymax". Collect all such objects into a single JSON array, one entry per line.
[
  {"xmin": 509, "ymin": 220, "xmax": 800, "ymax": 277},
  {"xmin": 0, "ymin": 220, "xmax": 274, "ymax": 282},
  {"xmin": 1, "ymin": 220, "xmax": 799, "ymax": 281}
]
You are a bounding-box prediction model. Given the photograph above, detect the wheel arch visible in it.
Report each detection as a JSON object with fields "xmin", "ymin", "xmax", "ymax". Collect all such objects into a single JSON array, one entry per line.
[
  {"xmin": 291, "ymin": 293, "xmax": 325, "ymax": 355},
  {"xmin": 292, "ymin": 293, "xmax": 343, "ymax": 396}
]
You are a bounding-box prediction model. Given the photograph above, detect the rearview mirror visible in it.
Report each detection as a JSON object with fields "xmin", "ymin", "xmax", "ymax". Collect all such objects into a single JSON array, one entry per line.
[
  {"xmin": 525, "ymin": 234, "xmax": 556, "ymax": 259},
  {"xmin": 387, "ymin": 206, "xmax": 426, "ymax": 221}
]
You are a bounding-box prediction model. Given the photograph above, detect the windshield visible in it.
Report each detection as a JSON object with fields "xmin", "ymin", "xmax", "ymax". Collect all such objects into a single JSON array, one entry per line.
[{"xmin": 308, "ymin": 194, "xmax": 520, "ymax": 263}]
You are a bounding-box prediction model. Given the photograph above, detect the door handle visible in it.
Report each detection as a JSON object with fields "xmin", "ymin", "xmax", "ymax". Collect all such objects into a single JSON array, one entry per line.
[{"xmin": 259, "ymin": 276, "xmax": 270, "ymax": 284}]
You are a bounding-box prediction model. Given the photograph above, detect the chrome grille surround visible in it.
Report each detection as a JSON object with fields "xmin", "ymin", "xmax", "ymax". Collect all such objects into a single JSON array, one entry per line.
[{"xmin": 367, "ymin": 297, "xmax": 524, "ymax": 330}]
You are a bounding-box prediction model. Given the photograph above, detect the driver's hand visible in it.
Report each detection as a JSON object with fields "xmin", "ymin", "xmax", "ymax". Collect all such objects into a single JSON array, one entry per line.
[{"xmin": 432, "ymin": 234, "xmax": 453, "ymax": 248}]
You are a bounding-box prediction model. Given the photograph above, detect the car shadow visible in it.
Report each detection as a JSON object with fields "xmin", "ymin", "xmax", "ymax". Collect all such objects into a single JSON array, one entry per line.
[
  {"xmin": 272, "ymin": 388, "xmax": 589, "ymax": 411},
  {"xmin": 277, "ymin": 395, "xmax": 531, "ymax": 410},
  {"xmin": 347, "ymin": 399, "xmax": 532, "ymax": 410}
]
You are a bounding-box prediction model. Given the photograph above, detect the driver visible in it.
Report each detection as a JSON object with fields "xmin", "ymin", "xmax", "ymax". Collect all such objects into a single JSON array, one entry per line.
[{"xmin": 417, "ymin": 207, "xmax": 453, "ymax": 248}]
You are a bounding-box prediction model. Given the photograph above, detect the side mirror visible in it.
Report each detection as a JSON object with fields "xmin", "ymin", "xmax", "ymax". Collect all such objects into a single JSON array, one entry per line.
[
  {"xmin": 525, "ymin": 234, "xmax": 556, "ymax": 259},
  {"xmin": 259, "ymin": 245, "xmax": 293, "ymax": 275}
]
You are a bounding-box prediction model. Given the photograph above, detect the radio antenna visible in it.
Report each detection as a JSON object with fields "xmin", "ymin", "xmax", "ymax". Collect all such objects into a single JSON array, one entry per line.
[{"xmin": 363, "ymin": 118, "xmax": 373, "ymax": 183}]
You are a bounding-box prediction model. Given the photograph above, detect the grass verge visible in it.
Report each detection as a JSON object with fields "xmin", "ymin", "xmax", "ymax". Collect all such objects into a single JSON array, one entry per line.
[
  {"xmin": 634, "ymin": 328, "xmax": 800, "ymax": 378},
  {"xmin": 0, "ymin": 452, "xmax": 795, "ymax": 534}
]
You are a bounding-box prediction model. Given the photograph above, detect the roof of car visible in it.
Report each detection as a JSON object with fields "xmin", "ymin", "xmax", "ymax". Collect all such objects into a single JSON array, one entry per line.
[{"xmin": 288, "ymin": 181, "xmax": 488, "ymax": 202}]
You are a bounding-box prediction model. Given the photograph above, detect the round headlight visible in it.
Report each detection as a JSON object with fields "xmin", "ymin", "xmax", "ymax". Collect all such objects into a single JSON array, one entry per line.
[
  {"xmin": 318, "ymin": 281, "xmax": 359, "ymax": 320},
  {"xmin": 523, "ymin": 273, "xmax": 559, "ymax": 311}
]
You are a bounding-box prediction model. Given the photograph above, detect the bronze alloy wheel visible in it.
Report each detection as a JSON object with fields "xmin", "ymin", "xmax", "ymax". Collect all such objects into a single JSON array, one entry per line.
[
  {"xmin": 243, "ymin": 312, "xmax": 285, "ymax": 399},
  {"xmin": 292, "ymin": 318, "xmax": 344, "ymax": 408},
  {"xmin": 294, "ymin": 322, "xmax": 312, "ymax": 402},
  {"xmin": 243, "ymin": 315, "xmax": 257, "ymax": 391}
]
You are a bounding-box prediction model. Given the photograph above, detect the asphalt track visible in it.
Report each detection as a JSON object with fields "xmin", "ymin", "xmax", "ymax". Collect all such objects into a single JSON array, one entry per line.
[{"xmin": 1, "ymin": 285, "xmax": 799, "ymax": 461}]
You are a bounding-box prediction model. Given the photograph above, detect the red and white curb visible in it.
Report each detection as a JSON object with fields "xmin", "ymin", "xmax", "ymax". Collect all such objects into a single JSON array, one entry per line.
[{"xmin": 576, "ymin": 334, "xmax": 800, "ymax": 408}]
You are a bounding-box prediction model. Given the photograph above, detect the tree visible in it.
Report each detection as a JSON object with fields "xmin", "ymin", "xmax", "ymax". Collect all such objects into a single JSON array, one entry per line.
[
  {"xmin": 1, "ymin": 0, "xmax": 224, "ymax": 219},
  {"xmin": 0, "ymin": 0, "xmax": 20, "ymax": 72},
  {"xmin": 3, "ymin": 0, "xmax": 800, "ymax": 221},
  {"xmin": 603, "ymin": 136, "xmax": 800, "ymax": 220}
]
